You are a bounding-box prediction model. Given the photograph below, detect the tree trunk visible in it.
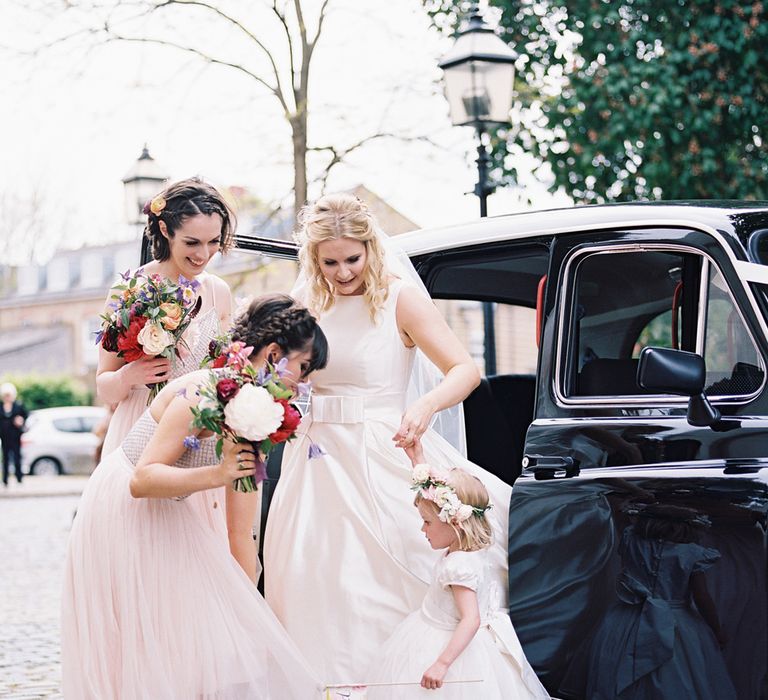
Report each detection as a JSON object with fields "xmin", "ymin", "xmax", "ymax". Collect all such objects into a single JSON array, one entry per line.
[{"xmin": 290, "ymin": 111, "xmax": 308, "ymax": 224}]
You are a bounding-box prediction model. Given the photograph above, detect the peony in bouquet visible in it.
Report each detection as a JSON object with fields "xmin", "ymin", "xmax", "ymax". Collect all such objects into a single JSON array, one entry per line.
[
  {"xmin": 96, "ymin": 270, "xmax": 202, "ymax": 402},
  {"xmin": 188, "ymin": 339, "xmax": 323, "ymax": 493}
]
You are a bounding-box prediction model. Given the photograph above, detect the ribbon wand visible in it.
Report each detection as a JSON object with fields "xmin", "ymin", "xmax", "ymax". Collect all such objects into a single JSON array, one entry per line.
[{"xmin": 324, "ymin": 678, "xmax": 484, "ymax": 698}]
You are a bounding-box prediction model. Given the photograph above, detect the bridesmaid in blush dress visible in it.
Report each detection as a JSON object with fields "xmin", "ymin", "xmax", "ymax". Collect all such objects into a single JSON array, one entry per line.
[
  {"xmin": 97, "ymin": 177, "xmax": 235, "ymax": 459},
  {"xmin": 61, "ymin": 295, "xmax": 328, "ymax": 700}
]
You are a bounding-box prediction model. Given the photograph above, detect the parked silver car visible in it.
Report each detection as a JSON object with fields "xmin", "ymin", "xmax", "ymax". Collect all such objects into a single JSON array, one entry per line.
[{"xmin": 21, "ymin": 406, "xmax": 107, "ymax": 476}]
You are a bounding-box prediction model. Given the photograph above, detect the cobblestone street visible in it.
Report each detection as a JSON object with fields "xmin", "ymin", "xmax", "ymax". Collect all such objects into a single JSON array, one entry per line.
[{"xmin": 0, "ymin": 493, "xmax": 81, "ymax": 699}]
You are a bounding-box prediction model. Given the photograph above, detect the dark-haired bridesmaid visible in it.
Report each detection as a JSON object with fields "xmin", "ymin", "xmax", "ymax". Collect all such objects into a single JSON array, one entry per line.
[{"xmin": 96, "ymin": 177, "xmax": 236, "ymax": 458}]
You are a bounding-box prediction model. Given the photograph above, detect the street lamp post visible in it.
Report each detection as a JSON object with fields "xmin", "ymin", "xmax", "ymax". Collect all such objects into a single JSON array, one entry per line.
[
  {"xmin": 439, "ymin": 7, "xmax": 517, "ymax": 377},
  {"xmin": 121, "ymin": 145, "xmax": 169, "ymax": 263}
]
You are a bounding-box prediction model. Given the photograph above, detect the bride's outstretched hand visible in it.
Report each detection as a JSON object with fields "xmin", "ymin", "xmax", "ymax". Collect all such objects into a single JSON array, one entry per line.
[
  {"xmin": 393, "ymin": 397, "xmax": 436, "ymax": 449},
  {"xmin": 219, "ymin": 440, "xmax": 259, "ymax": 486}
]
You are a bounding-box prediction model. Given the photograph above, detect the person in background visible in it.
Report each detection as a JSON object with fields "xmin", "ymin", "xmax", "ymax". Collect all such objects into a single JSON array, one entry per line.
[{"xmin": 0, "ymin": 382, "xmax": 28, "ymax": 486}]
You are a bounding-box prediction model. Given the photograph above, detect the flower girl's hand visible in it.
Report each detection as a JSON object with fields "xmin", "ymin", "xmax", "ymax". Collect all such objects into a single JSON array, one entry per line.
[
  {"xmin": 218, "ymin": 441, "xmax": 259, "ymax": 486},
  {"xmin": 121, "ymin": 356, "xmax": 172, "ymax": 387},
  {"xmin": 421, "ymin": 660, "xmax": 448, "ymax": 689},
  {"xmin": 403, "ymin": 436, "xmax": 426, "ymax": 467}
]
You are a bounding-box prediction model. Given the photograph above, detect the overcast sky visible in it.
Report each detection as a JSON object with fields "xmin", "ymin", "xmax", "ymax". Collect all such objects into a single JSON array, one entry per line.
[{"xmin": 0, "ymin": 0, "xmax": 569, "ymax": 263}]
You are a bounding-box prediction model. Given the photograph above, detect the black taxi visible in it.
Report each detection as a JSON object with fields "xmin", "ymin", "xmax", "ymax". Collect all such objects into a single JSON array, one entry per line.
[{"xmin": 239, "ymin": 201, "xmax": 768, "ymax": 699}]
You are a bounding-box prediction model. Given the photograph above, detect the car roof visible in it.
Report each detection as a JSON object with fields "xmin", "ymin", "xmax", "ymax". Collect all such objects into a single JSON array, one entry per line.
[
  {"xmin": 394, "ymin": 201, "xmax": 768, "ymax": 256},
  {"xmin": 29, "ymin": 406, "xmax": 106, "ymax": 418}
]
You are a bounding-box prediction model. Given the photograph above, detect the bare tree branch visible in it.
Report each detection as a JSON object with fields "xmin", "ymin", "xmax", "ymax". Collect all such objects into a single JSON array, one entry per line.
[
  {"xmin": 18, "ymin": 0, "xmax": 439, "ymax": 222},
  {"xmin": 271, "ymin": 0, "xmax": 297, "ymax": 94},
  {"xmin": 291, "ymin": 0, "xmax": 310, "ymax": 114},
  {"xmin": 310, "ymin": 0, "xmax": 330, "ymax": 50},
  {"xmin": 155, "ymin": 0, "xmax": 292, "ymax": 112},
  {"xmin": 0, "ymin": 187, "xmax": 66, "ymax": 264},
  {"xmin": 104, "ymin": 32, "xmax": 289, "ymax": 111},
  {"xmin": 308, "ymin": 132, "xmax": 442, "ymax": 193}
]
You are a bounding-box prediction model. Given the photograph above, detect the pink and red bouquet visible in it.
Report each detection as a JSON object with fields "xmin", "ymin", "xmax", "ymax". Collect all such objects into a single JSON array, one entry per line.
[
  {"xmin": 188, "ymin": 339, "xmax": 323, "ymax": 493},
  {"xmin": 96, "ymin": 270, "xmax": 202, "ymax": 401}
]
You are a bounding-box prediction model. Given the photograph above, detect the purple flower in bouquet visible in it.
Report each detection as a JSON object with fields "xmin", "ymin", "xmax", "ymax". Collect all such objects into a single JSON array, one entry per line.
[
  {"xmin": 308, "ymin": 442, "xmax": 326, "ymax": 460},
  {"xmin": 252, "ymin": 452, "xmax": 268, "ymax": 485},
  {"xmin": 176, "ymin": 276, "xmax": 201, "ymax": 306},
  {"xmin": 273, "ymin": 357, "xmax": 290, "ymax": 378},
  {"xmin": 183, "ymin": 435, "xmax": 201, "ymax": 451}
]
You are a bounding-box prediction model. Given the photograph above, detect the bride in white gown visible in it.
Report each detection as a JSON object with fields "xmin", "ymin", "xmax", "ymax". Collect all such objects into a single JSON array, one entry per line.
[{"xmin": 264, "ymin": 193, "xmax": 513, "ymax": 685}]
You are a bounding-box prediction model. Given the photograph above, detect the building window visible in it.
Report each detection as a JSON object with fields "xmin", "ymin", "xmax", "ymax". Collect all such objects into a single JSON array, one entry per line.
[{"xmin": 47, "ymin": 258, "xmax": 69, "ymax": 293}]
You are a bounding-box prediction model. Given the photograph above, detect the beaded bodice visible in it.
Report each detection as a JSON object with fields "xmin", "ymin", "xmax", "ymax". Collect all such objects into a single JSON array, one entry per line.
[
  {"xmin": 122, "ymin": 410, "xmax": 218, "ymax": 469},
  {"xmin": 172, "ymin": 307, "xmax": 220, "ymax": 380}
]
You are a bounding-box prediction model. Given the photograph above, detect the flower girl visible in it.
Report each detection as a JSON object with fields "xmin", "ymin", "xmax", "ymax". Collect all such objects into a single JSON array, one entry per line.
[{"xmin": 363, "ymin": 438, "xmax": 549, "ymax": 699}]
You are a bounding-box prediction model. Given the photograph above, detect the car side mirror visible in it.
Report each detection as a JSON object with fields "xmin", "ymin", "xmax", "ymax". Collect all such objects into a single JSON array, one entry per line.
[{"xmin": 637, "ymin": 347, "xmax": 721, "ymax": 428}]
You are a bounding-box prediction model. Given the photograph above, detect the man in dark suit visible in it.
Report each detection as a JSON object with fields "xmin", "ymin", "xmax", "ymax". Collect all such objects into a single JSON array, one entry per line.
[{"xmin": 0, "ymin": 383, "xmax": 28, "ymax": 486}]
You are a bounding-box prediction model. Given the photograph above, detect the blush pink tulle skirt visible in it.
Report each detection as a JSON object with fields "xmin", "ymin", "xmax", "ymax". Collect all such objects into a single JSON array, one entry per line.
[{"xmin": 61, "ymin": 448, "xmax": 321, "ymax": 699}]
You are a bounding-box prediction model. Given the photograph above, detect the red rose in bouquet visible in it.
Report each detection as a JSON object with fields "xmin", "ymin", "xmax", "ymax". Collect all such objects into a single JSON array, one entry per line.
[
  {"xmin": 101, "ymin": 325, "xmax": 120, "ymax": 353},
  {"xmin": 269, "ymin": 400, "xmax": 302, "ymax": 443},
  {"xmin": 216, "ymin": 378, "xmax": 240, "ymax": 402},
  {"xmin": 117, "ymin": 316, "xmax": 148, "ymax": 362}
]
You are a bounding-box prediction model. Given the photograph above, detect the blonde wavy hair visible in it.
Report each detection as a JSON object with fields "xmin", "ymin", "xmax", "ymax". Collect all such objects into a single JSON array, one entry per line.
[
  {"xmin": 295, "ymin": 192, "xmax": 389, "ymax": 321},
  {"xmin": 415, "ymin": 468, "xmax": 493, "ymax": 552}
]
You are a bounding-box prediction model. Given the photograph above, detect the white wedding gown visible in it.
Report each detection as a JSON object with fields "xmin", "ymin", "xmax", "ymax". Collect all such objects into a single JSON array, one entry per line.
[{"xmin": 264, "ymin": 279, "xmax": 512, "ymax": 685}]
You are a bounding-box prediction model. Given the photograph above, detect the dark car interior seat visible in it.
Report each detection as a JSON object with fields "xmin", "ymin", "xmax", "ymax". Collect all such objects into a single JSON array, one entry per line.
[
  {"xmin": 462, "ymin": 374, "xmax": 536, "ymax": 485},
  {"xmin": 577, "ymin": 358, "xmax": 650, "ymax": 396}
]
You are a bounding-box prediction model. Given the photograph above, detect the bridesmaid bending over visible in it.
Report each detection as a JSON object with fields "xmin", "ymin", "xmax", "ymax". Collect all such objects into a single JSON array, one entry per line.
[{"xmin": 62, "ymin": 295, "xmax": 327, "ymax": 700}]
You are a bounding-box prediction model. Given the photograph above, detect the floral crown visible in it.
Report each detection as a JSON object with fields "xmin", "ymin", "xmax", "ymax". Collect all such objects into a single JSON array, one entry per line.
[{"xmin": 411, "ymin": 464, "xmax": 492, "ymax": 524}]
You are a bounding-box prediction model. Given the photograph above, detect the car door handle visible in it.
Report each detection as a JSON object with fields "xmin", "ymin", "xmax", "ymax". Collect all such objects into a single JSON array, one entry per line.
[{"xmin": 522, "ymin": 454, "xmax": 580, "ymax": 479}]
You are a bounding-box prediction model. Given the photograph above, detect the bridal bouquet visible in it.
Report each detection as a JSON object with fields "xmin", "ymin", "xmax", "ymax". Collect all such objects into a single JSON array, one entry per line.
[
  {"xmin": 96, "ymin": 271, "xmax": 202, "ymax": 402},
  {"xmin": 188, "ymin": 339, "xmax": 323, "ymax": 492}
]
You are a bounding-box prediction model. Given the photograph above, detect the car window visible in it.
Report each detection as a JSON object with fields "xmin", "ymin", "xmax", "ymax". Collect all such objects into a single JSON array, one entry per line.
[
  {"xmin": 564, "ymin": 247, "xmax": 764, "ymax": 398},
  {"xmin": 566, "ymin": 249, "xmax": 696, "ymax": 396},
  {"xmin": 422, "ymin": 243, "xmax": 549, "ymax": 379},
  {"xmin": 632, "ymin": 309, "xmax": 674, "ymax": 357},
  {"xmin": 80, "ymin": 416, "xmax": 102, "ymax": 432},
  {"xmin": 437, "ymin": 299, "xmax": 538, "ymax": 377},
  {"xmin": 52, "ymin": 417, "xmax": 86, "ymax": 433},
  {"xmin": 702, "ymin": 265, "xmax": 764, "ymax": 395}
]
